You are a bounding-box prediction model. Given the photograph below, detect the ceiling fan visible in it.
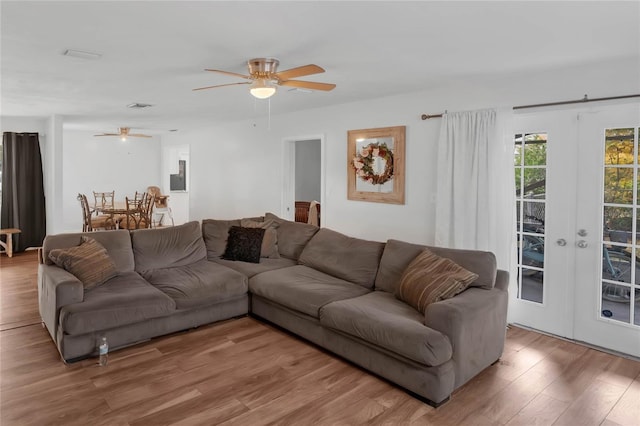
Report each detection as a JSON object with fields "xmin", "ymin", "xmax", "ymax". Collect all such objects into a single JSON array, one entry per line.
[
  {"xmin": 193, "ymin": 58, "xmax": 336, "ymax": 99},
  {"xmin": 94, "ymin": 127, "xmax": 151, "ymax": 141}
]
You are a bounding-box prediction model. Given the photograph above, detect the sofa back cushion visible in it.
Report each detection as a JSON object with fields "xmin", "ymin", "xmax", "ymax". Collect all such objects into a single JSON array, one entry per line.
[
  {"xmin": 132, "ymin": 221, "xmax": 206, "ymax": 272},
  {"xmin": 265, "ymin": 212, "xmax": 319, "ymax": 260},
  {"xmin": 375, "ymin": 239, "xmax": 497, "ymax": 293},
  {"xmin": 202, "ymin": 219, "xmax": 241, "ymax": 259},
  {"xmin": 298, "ymin": 228, "xmax": 385, "ymax": 289},
  {"xmin": 42, "ymin": 229, "xmax": 134, "ymax": 273}
]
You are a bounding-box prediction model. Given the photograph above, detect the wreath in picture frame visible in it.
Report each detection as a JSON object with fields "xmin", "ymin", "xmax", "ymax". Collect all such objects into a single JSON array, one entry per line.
[{"xmin": 352, "ymin": 142, "xmax": 394, "ymax": 185}]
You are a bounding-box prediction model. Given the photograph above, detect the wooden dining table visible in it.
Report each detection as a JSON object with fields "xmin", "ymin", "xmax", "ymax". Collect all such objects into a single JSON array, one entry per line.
[{"xmin": 92, "ymin": 200, "xmax": 144, "ymax": 229}]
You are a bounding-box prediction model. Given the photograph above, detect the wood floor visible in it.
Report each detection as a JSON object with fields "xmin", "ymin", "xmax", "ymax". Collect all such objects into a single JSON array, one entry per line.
[{"xmin": 1, "ymin": 251, "xmax": 639, "ymax": 425}]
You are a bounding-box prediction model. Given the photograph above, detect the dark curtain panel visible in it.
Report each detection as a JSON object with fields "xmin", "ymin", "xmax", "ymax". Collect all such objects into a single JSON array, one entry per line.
[{"xmin": 1, "ymin": 132, "xmax": 47, "ymax": 252}]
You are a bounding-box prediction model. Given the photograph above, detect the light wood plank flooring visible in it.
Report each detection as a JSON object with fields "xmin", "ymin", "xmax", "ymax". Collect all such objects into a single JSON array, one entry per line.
[{"xmin": 1, "ymin": 251, "xmax": 639, "ymax": 425}]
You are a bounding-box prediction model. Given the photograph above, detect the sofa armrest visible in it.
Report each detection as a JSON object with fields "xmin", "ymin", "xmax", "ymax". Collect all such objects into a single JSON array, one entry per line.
[
  {"xmin": 424, "ymin": 271, "xmax": 509, "ymax": 388},
  {"xmin": 38, "ymin": 264, "xmax": 84, "ymax": 341}
]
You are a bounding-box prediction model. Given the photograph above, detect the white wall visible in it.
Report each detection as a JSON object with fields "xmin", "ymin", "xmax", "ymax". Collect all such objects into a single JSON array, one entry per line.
[
  {"xmin": 161, "ymin": 57, "xmax": 639, "ymax": 245},
  {"xmin": 61, "ymin": 130, "xmax": 161, "ymax": 232}
]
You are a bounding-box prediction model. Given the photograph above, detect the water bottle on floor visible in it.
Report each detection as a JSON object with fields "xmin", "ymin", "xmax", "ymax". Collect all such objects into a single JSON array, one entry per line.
[{"xmin": 98, "ymin": 336, "xmax": 108, "ymax": 366}]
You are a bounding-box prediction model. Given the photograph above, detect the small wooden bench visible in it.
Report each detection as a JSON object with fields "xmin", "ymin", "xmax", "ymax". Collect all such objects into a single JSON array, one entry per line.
[{"xmin": 0, "ymin": 228, "xmax": 21, "ymax": 258}]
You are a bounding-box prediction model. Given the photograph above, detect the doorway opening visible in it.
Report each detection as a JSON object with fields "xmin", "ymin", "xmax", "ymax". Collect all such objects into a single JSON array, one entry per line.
[{"xmin": 282, "ymin": 137, "xmax": 324, "ymax": 225}]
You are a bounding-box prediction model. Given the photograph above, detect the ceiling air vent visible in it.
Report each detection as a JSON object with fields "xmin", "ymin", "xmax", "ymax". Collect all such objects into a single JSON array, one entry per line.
[{"xmin": 126, "ymin": 103, "xmax": 153, "ymax": 109}]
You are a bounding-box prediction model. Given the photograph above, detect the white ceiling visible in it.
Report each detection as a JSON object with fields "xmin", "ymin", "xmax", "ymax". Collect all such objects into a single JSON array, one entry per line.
[{"xmin": 2, "ymin": 1, "xmax": 639, "ymax": 134}]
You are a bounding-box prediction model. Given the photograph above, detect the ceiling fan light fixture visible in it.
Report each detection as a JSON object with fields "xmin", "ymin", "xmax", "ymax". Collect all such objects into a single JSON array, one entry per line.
[{"xmin": 249, "ymin": 79, "xmax": 277, "ymax": 99}]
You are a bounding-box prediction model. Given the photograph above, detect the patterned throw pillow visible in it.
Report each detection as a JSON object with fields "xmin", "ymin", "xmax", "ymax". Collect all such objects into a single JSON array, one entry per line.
[
  {"xmin": 395, "ymin": 248, "xmax": 479, "ymax": 313},
  {"xmin": 48, "ymin": 236, "xmax": 118, "ymax": 290},
  {"xmin": 240, "ymin": 218, "xmax": 280, "ymax": 259},
  {"xmin": 222, "ymin": 226, "xmax": 266, "ymax": 263}
]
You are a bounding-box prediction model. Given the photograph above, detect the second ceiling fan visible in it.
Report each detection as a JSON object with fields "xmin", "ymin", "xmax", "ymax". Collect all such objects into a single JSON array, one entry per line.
[
  {"xmin": 193, "ymin": 58, "xmax": 336, "ymax": 99},
  {"xmin": 94, "ymin": 127, "xmax": 151, "ymax": 141}
]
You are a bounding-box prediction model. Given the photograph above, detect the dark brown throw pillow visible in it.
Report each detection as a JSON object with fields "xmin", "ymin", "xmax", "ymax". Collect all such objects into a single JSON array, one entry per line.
[
  {"xmin": 395, "ymin": 248, "xmax": 478, "ymax": 313},
  {"xmin": 222, "ymin": 226, "xmax": 266, "ymax": 263},
  {"xmin": 240, "ymin": 218, "xmax": 280, "ymax": 259},
  {"xmin": 48, "ymin": 236, "xmax": 118, "ymax": 290}
]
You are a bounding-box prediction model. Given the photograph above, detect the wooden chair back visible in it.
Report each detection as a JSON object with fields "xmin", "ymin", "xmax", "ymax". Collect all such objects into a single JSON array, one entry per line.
[
  {"xmin": 295, "ymin": 201, "xmax": 321, "ymax": 226},
  {"xmin": 78, "ymin": 193, "xmax": 92, "ymax": 231},
  {"xmin": 93, "ymin": 190, "xmax": 115, "ymax": 212},
  {"xmin": 122, "ymin": 193, "xmax": 154, "ymax": 229}
]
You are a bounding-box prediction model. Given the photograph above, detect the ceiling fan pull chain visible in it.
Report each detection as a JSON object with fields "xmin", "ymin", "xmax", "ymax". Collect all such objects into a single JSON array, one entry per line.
[{"xmin": 268, "ymin": 97, "xmax": 271, "ymax": 130}]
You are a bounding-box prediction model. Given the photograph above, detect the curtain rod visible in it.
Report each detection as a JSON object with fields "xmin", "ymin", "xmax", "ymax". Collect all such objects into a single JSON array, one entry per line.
[{"xmin": 420, "ymin": 93, "xmax": 640, "ymax": 120}]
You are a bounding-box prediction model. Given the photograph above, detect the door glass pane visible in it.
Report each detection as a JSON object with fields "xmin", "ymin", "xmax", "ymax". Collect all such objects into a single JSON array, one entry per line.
[
  {"xmin": 515, "ymin": 132, "xmax": 546, "ymax": 305},
  {"xmin": 523, "ymin": 133, "xmax": 547, "ymax": 166},
  {"xmin": 604, "ymin": 167, "xmax": 634, "ymax": 204},
  {"xmin": 514, "ymin": 135, "xmax": 523, "ymax": 166},
  {"xmin": 522, "ymin": 235, "xmax": 545, "ymax": 270},
  {"xmin": 522, "ymin": 201, "xmax": 545, "ymax": 233},
  {"xmin": 521, "ymin": 267, "xmax": 543, "ymax": 303},
  {"xmin": 602, "ymin": 127, "xmax": 639, "ymax": 328},
  {"xmin": 604, "ymin": 206, "xmax": 633, "ymax": 235},
  {"xmin": 605, "ymin": 128, "xmax": 634, "ymax": 165},
  {"xmin": 601, "ymin": 284, "xmax": 631, "ymax": 323},
  {"xmin": 523, "ymin": 168, "xmax": 546, "ymax": 199},
  {"xmin": 602, "ymin": 249, "xmax": 632, "ymax": 284}
]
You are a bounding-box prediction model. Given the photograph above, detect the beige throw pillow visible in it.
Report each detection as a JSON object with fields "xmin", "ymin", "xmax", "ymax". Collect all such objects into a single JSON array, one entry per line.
[
  {"xmin": 395, "ymin": 248, "xmax": 478, "ymax": 313},
  {"xmin": 48, "ymin": 236, "xmax": 118, "ymax": 290},
  {"xmin": 240, "ymin": 219, "xmax": 280, "ymax": 259}
]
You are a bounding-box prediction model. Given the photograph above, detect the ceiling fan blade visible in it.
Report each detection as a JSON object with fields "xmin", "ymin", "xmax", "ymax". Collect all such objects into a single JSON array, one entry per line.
[
  {"xmin": 204, "ymin": 69, "xmax": 251, "ymax": 79},
  {"xmin": 276, "ymin": 64, "xmax": 325, "ymax": 81},
  {"xmin": 94, "ymin": 133, "xmax": 119, "ymax": 137},
  {"xmin": 279, "ymin": 80, "xmax": 336, "ymax": 91},
  {"xmin": 129, "ymin": 134, "xmax": 152, "ymax": 138},
  {"xmin": 192, "ymin": 82, "xmax": 251, "ymax": 91}
]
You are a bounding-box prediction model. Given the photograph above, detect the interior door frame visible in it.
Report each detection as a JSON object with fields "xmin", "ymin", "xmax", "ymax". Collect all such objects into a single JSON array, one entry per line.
[{"xmin": 281, "ymin": 135, "xmax": 325, "ymax": 222}]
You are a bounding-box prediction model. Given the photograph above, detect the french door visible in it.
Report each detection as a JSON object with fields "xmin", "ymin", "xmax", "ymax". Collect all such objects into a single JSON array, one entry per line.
[{"xmin": 511, "ymin": 102, "xmax": 640, "ymax": 357}]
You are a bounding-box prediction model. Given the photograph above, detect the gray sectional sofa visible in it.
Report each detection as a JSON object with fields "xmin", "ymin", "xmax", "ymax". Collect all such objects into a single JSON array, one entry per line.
[{"xmin": 38, "ymin": 215, "xmax": 508, "ymax": 407}]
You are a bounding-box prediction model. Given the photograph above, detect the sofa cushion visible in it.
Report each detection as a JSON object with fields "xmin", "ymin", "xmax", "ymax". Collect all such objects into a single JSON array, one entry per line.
[
  {"xmin": 202, "ymin": 218, "xmax": 241, "ymax": 259},
  {"xmin": 375, "ymin": 239, "xmax": 497, "ymax": 292},
  {"xmin": 298, "ymin": 228, "xmax": 385, "ymax": 289},
  {"xmin": 222, "ymin": 226, "xmax": 265, "ymax": 263},
  {"xmin": 42, "ymin": 230, "xmax": 134, "ymax": 272},
  {"xmin": 240, "ymin": 218, "xmax": 280, "ymax": 259},
  {"xmin": 249, "ymin": 265, "xmax": 370, "ymax": 318},
  {"xmin": 395, "ymin": 249, "xmax": 478, "ymax": 313},
  {"xmin": 141, "ymin": 259, "xmax": 248, "ymax": 310},
  {"xmin": 132, "ymin": 221, "xmax": 207, "ymax": 273},
  {"xmin": 212, "ymin": 257, "xmax": 296, "ymax": 278},
  {"xmin": 320, "ymin": 291, "xmax": 452, "ymax": 367},
  {"xmin": 48, "ymin": 236, "xmax": 118, "ymax": 290},
  {"xmin": 59, "ymin": 271, "xmax": 176, "ymax": 335},
  {"xmin": 264, "ymin": 212, "xmax": 319, "ymax": 260}
]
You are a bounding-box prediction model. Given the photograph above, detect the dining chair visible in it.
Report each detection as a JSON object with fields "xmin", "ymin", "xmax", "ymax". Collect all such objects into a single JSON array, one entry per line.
[
  {"xmin": 122, "ymin": 193, "xmax": 154, "ymax": 229},
  {"xmin": 122, "ymin": 196, "xmax": 143, "ymax": 230},
  {"xmin": 295, "ymin": 201, "xmax": 321, "ymax": 226},
  {"xmin": 78, "ymin": 194, "xmax": 117, "ymax": 231},
  {"xmin": 92, "ymin": 190, "xmax": 115, "ymax": 215}
]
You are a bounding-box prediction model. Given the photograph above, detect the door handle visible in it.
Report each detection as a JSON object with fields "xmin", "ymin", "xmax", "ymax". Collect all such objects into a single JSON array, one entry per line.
[
  {"xmin": 577, "ymin": 240, "xmax": 588, "ymax": 248},
  {"xmin": 556, "ymin": 238, "xmax": 567, "ymax": 246}
]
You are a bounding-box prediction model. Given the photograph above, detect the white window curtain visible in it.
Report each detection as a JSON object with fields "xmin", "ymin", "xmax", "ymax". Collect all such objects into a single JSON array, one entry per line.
[{"xmin": 434, "ymin": 108, "xmax": 515, "ymax": 271}]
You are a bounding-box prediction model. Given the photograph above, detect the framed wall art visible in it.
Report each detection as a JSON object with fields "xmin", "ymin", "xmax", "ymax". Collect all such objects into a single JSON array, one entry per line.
[{"xmin": 347, "ymin": 125, "xmax": 405, "ymax": 204}]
